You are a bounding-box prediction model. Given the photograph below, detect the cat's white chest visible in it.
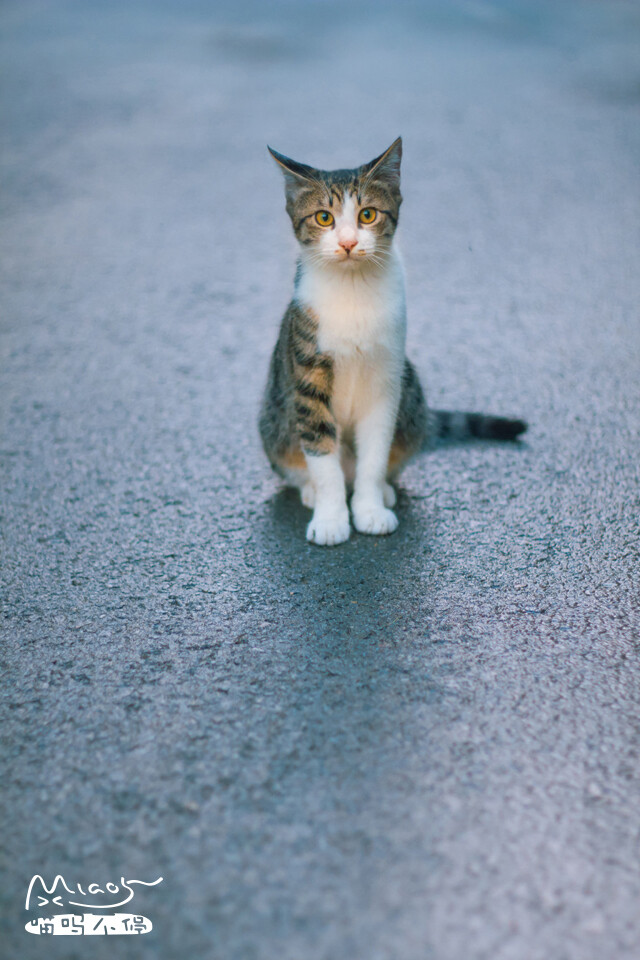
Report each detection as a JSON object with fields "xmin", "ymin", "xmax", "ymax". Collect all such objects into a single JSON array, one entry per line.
[
  {"xmin": 296, "ymin": 252, "xmax": 406, "ymax": 357},
  {"xmin": 296, "ymin": 252, "xmax": 406, "ymax": 426}
]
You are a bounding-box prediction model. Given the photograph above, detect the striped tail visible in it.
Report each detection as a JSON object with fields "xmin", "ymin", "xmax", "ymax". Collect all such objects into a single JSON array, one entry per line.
[{"xmin": 430, "ymin": 409, "xmax": 527, "ymax": 442}]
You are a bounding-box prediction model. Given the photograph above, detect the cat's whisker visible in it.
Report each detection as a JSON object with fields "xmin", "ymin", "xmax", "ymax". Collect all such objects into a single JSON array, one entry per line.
[{"xmin": 362, "ymin": 252, "xmax": 389, "ymax": 269}]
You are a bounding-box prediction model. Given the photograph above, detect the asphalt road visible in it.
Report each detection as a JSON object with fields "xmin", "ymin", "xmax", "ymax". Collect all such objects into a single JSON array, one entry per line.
[{"xmin": 1, "ymin": 2, "xmax": 639, "ymax": 958}]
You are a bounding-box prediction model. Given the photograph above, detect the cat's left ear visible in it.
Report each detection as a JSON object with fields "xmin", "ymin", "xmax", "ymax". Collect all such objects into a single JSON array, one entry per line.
[{"xmin": 361, "ymin": 137, "xmax": 402, "ymax": 187}]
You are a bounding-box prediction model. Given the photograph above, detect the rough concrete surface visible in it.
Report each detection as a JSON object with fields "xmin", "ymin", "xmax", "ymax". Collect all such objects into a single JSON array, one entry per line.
[{"xmin": 1, "ymin": 1, "xmax": 639, "ymax": 958}]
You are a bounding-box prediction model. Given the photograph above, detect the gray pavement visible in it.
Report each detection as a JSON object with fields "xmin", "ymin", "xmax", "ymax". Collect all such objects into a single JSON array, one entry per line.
[{"xmin": 1, "ymin": 1, "xmax": 639, "ymax": 958}]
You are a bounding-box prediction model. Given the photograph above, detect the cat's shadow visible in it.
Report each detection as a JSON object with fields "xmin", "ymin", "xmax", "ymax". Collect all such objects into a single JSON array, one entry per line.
[
  {"xmin": 257, "ymin": 432, "xmax": 528, "ymax": 631},
  {"xmin": 249, "ymin": 485, "xmax": 444, "ymax": 794},
  {"xmin": 259, "ymin": 483, "xmax": 432, "ymax": 648}
]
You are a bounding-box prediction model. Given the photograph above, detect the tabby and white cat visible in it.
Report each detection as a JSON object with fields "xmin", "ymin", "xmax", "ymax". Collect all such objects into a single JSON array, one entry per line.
[{"xmin": 259, "ymin": 138, "xmax": 526, "ymax": 545}]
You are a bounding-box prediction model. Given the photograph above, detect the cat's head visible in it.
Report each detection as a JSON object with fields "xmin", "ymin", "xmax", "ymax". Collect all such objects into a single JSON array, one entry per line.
[{"xmin": 268, "ymin": 138, "xmax": 402, "ymax": 268}]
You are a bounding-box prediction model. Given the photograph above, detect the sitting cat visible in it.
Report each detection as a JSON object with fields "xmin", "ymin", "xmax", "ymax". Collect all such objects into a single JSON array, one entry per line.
[{"xmin": 259, "ymin": 138, "xmax": 526, "ymax": 546}]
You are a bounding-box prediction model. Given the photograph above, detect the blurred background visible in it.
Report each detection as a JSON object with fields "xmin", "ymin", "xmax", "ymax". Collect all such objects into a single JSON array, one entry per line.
[{"xmin": 1, "ymin": 2, "xmax": 639, "ymax": 959}]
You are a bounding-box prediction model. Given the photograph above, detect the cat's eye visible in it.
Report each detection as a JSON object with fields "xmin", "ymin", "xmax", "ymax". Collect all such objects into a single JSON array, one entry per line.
[
  {"xmin": 315, "ymin": 211, "xmax": 334, "ymax": 227},
  {"xmin": 359, "ymin": 208, "xmax": 377, "ymax": 224}
]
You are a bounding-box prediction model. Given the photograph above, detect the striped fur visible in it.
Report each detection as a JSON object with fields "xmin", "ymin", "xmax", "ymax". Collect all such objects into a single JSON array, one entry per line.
[
  {"xmin": 259, "ymin": 300, "xmax": 337, "ymax": 463},
  {"xmin": 259, "ymin": 138, "xmax": 527, "ymax": 545}
]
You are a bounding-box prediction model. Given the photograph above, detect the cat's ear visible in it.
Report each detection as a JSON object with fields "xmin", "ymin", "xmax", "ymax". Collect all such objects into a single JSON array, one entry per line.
[
  {"xmin": 361, "ymin": 137, "xmax": 402, "ymax": 187},
  {"xmin": 268, "ymin": 146, "xmax": 318, "ymax": 190}
]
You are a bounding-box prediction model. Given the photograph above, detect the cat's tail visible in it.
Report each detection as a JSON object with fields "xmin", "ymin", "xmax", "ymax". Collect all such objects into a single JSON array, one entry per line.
[{"xmin": 428, "ymin": 409, "xmax": 527, "ymax": 443}]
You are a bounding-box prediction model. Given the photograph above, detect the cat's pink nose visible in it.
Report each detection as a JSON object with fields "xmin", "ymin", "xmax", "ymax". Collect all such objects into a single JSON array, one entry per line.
[{"xmin": 339, "ymin": 237, "xmax": 358, "ymax": 253}]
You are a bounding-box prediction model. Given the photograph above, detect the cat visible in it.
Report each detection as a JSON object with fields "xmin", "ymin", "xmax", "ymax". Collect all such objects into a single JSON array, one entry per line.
[{"xmin": 259, "ymin": 137, "xmax": 526, "ymax": 546}]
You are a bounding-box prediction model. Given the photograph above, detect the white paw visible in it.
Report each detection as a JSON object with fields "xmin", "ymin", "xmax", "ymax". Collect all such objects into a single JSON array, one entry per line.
[
  {"xmin": 383, "ymin": 482, "xmax": 397, "ymax": 508},
  {"xmin": 306, "ymin": 509, "xmax": 351, "ymax": 546},
  {"xmin": 352, "ymin": 499, "xmax": 399, "ymax": 536},
  {"xmin": 301, "ymin": 482, "xmax": 316, "ymax": 509}
]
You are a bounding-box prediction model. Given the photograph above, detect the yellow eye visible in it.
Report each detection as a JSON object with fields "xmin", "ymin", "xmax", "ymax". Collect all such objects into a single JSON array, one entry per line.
[
  {"xmin": 359, "ymin": 207, "xmax": 377, "ymax": 224},
  {"xmin": 315, "ymin": 210, "xmax": 334, "ymax": 227}
]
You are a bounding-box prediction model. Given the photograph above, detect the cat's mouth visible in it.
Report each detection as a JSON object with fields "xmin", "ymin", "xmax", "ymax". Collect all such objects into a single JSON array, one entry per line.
[{"xmin": 334, "ymin": 249, "xmax": 368, "ymax": 264}]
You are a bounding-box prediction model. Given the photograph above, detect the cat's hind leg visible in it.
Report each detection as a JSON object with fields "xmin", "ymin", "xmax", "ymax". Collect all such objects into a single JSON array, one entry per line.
[
  {"xmin": 385, "ymin": 359, "xmax": 429, "ymax": 486},
  {"xmin": 273, "ymin": 447, "xmax": 316, "ymax": 509},
  {"xmin": 283, "ymin": 468, "xmax": 315, "ymax": 509},
  {"xmin": 386, "ymin": 438, "xmax": 415, "ymax": 482},
  {"xmin": 382, "ymin": 481, "xmax": 396, "ymax": 507}
]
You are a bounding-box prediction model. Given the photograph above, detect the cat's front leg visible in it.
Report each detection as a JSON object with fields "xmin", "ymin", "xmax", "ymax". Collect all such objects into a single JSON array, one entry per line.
[
  {"xmin": 293, "ymin": 352, "xmax": 350, "ymax": 546},
  {"xmin": 304, "ymin": 451, "xmax": 350, "ymax": 546},
  {"xmin": 351, "ymin": 399, "xmax": 399, "ymax": 536}
]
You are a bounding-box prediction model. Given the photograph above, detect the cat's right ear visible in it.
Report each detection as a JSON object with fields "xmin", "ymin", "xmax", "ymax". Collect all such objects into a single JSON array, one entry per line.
[{"xmin": 268, "ymin": 146, "xmax": 318, "ymax": 193}]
